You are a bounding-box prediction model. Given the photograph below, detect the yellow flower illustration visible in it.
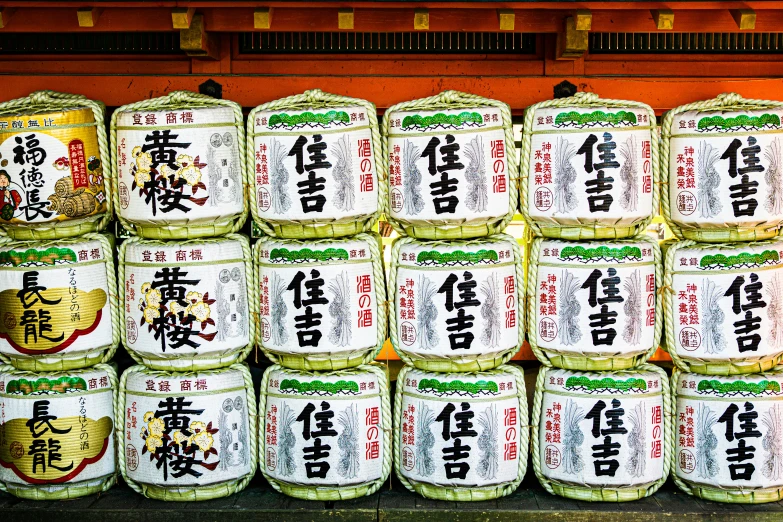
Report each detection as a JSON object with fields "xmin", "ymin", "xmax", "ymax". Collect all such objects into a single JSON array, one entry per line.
[
  {"xmin": 189, "ymin": 421, "xmax": 206, "ymax": 433},
  {"xmin": 190, "ymin": 431, "xmax": 214, "ymax": 452},
  {"xmin": 132, "ymin": 146, "xmax": 142, "ymax": 158},
  {"xmin": 170, "ymin": 301, "xmax": 188, "ymax": 317},
  {"xmin": 190, "ymin": 301, "xmax": 211, "ymax": 323},
  {"xmin": 143, "ymin": 411, "xmax": 154, "ymax": 423},
  {"xmin": 143, "ymin": 306, "xmax": 160, "ymax": 324},
  {"xmin": 145, "ymin": 434, "xmax": 163, "ymax": 453},
  {"xmin": 134, "ymin": 168, "xmax": 151, "ymax": 187},
  {"xmin": 186, "ymin": 291, "xmax": 203, "ymax": 304},
  {"xmin": 179, "ymin": 165, "xmax": 202, "ymax": 186},
  {"xmin": 148, "ymin": 417, "xmax": 165, "ymax": 436},
  {"xmin": 172, "ymin": 431, "xmax": 189, "ymax": 445},
  {"xmin": 176, "ymin": 154, "xmax": 193, "ymax": 167},
  {"xmin": 136, "ymin": 151, "xmax": 153, "ymax": 171},
  {"xmin": 145, "ymin": 288, "xmax": 162, "ymax": 308},
  {"xmin": 160, "ymin": 164, "xmax": 178, "ymax": 180},
  {"xmin": 141, "ymin": 282, "xmax": 152, "ymax": 294}
]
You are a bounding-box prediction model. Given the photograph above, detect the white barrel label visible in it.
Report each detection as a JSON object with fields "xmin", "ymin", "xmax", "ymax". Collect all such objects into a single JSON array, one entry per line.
[
  {"xmin": 669, "ymin": 240, "xmax": 783, "ymax": 362},
  {"xmin": 675, "ymin": 372, "xmax": 783, "ymax": 489},
  {"xmin": 257, "ymin": 239, "xmax": 377, "ymax": 357},
  {"xmin": 399, "ymin": 369, "xmax": 523, "ymax": 487},
  {"xmin": 387, "ymin": 108, "xmax": 509, "ymax": 224},
  {"xmin": 116, "ymin": 107, "xmax": 242, "ymax": 225},
  {"xmin": 124, "ymin": 368, "xmax": 251, "ymax": 485},
  {"xmin": 0, "ymin": 367, "xmax": 115, "ymax": 485},
  {"xmin": 395, "ymin": 238, "xmax": 519, "ymax": 359},
  {"xmin": 252, "ymin": 106, "xmax": 378, "ymax": 221},
  {"xmin": 533, "ymin": 239, "xmax": 657, "ymax": 356},
  {"xmin": 0, "ymin": 238, "xmax": 112, "ymax": 358},
  {"xmin": 669, "ymin": 109, "xmax": 783, "ymax": 229},
  {"xmin": 538, "ymin": 368, "xmax": 665, "ymax": 487},
  {"xmin": 123, "ymin": 238, "xmax": 249, "ymax": 359},
  {"xmin": 527, "ymin": 106, "xmax": 654, "ymax": 227},
  {"xmin": 263, "ymin": 368, "xmax": 385, "ymax": 486}
]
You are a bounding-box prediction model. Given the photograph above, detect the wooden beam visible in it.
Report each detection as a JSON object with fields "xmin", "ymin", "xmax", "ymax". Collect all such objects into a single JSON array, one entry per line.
[
  {"xmin": 651, "ymin": 9, "xmax": 674, "ymax": 29},
  {"xmin": 497, "ymin": 9, "xmax": 515, "ymax": 31},
  {"xmin": 575, "ymin": 8, "xmax": 592, "ymax": 30},
  {"xmin": 414, "ymin": 8, "xmax": 429, "ymax": 30},
  {"xmin": 0, "ymin": 7, "xmax": 13, "ymax": 28},
  {"xmin": 731, "ymin": 8, "xmax": 756, "ymax": 29},
  {"xmin": 76, "ymin": 7, "xmax": 101, "ymax": 28},
  {"xmin": 338, "ymin": 7, "xmax": 354, "ymax": 30},
  {"xmin": 172, "ymin": 7, "xmax": 195, "ymax": 29},
  {"xmin": 556, "ymin": 16, "xmax": 588, "ymax": 60},
  {"xmin": 180, "ymin": 13, "xmax": 219, "ymax": 60},
  {"xmin": 254, "ymin": 7, "xmax": 272, "ymax": 30}
]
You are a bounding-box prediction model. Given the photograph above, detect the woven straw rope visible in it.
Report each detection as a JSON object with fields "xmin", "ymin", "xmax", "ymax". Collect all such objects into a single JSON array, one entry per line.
[
  {"xmin": 246, "ymin": 89, "xmax": 385, "ymax": 239},
  {"xmin": 393, "ymin": 364, "xmax": 529, "ymax": 501},
  {"xmin": 531, "ymin": 364, "xmax": 673, "ymax": 502},
  {"xmin": 0, "ymin": 233, "xmax": 119, "ymax": 371},
  {"xmin": 519, "ymin": 92, "xmax": 659, "ymax": 240},
  {"xmin": 669, "ymin": 367, "xmax": 783, "ymax": 504},
  {"xmin": 0, "ymin": 90, "xmax": 111, "ymax": 240},
  {"xmin": 117, "ymin": 363, "xmax": 258, "ymax": 501},
  {"xmin": 0, "ymin": 363, "xmax": 118, "ymax": 499},
  {"xmin": 663, "ymin": 239, "xmax": 783, "ymax": 375},
  {"xmin": 257, "ymin": 363, "xmax": 392, "ymax": 500},
  {"xmin": 381, "ymin": 90, "xmax": 519, "ymax": 240},
  {"xmin": 110, "ymin": 90, "xmax": 248, "ymax": 239},
  {"xmin": 661, "ymin": 92, "xmax": 783, "ymax": 242},
  {"xmin": 387, "ymin": 234, "xmax": 525, "ymax": 372},
  {"xmin": 253, "ymin": 233, "xmax": 387, "ymax": 370},
  {"xmin": 118, "ymin": 234, "xmax": 256, "ymax": 371},
  {"xmin": 526, "ymin": 234, "xmax": 664, "ymax": 371}
]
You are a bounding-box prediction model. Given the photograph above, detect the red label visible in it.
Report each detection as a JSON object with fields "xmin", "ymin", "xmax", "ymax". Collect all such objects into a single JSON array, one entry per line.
[{"xmin": 68, "ymin": 139, "xmax": 88, "ymax": 189}]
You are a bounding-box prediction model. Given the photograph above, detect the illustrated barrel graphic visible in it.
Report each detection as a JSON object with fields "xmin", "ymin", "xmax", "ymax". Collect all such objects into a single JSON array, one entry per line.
[
  {"xmin": 663, "ymin": 93, "xmax": 783, "ymax": 243},
  {"xmin": 259, "ymin": 364, "xmax": 391, "ymax": 500},
  {"xmin": 0, "ymin": 233, "xmax": 118, "ymax": 371},
  {"xmin": 248, "ymin": 90, "xmax": 383, "ymax": 239},
  {"xmin": 394, "ymin": 365, "xmax": 528, "ymax": 501},
  {"xmin": 664, "ymin": 238, "xmax": 783, "ymax": 375},
  {"xmin": 111, "ymin": 91, "xmax": 246, "ymax": 239},
  {"xmin": 0, "ymin": 364, "xmax": 117, "ymax": 500},
  {"xmin": 532, "ymin": 365, "xmax": 672, "ymax": 502},
  {"xmin": 672, "ymin": 368, "xmax": 783, "ymax": 503},
  {"xmin": 389, "ymin": 234, "xmax": 523, "ymax": 372},
  {"xmin": 383, "ymin": 90, "xmax": 518, "ymax": 239},
  {"xmin": 520, "ymin": 92, "xmax": 658, "ymax": 240},
  {"xmin": 0, "ymin": 91, "xmax": 110, "ymax": 240},
  {"xmin": 254, "ymin": 233, "xmax": 386, "ymax": 371},
  {"xmin": 119, "ymin": 363, "xmax": 257, "ymax": 501},
  {"xmin": 527, "ymin": 236, "xmax": 662, "ymax": 371},
  {"xmin": 119, "ymin": 234, "xmax": 254, "ymax": 371}
]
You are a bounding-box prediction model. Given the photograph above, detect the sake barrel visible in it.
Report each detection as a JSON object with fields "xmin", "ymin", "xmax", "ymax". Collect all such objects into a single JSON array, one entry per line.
[
  {"xmin": 389, "ymin": 234, "xmax": 523, "ymax": 372},
  {"xmin": 0, "ymin": 364, "xmax": 117, "ymax": 500},
  {"xmin": 254, "ymin": 233, "xmax": 386, "ymax": 370},
  {"xmin": 383, "ymin": 90, "xmax": 518, "ymax": 239},
  {"xmin": 394, "ymin": 365, "xmax": 527, "ymax": 501},
  {"xmin": 664, "ymin": 238, "xmax": 783, "ymax": 375},
  {"xmin": 527, "ymin": 236, "xmax": 662, "ymax": 371},
  {"xmin": 259, "ymin": 364, "xmax": 391, "ymax": 500},
  {"xmin": 0, "ymin": 233, "xmax": 118, "ymax": 371},
  {"xmin": 0, "ymin": 91, "xmax": 110, "ymax": 240},
  {"xmin": 248, "ymin": 90, "xmax": 382, "ymax": 239},
  {"xmin": 119, "ymin": 363, "xmax": 257, "ymax": 501},
  {"xmin": 533, "ymin": 365, "xmax": 671, "ymax": 502},
  {"xmin": 673, "ymin": 369, "xmax": 783, "ymax": 503},
  {"xmin": 663, "ymin": 93, "xmax": 783, "ymax": 242},
  {"xmin": 111, "ymin": 91, "xmax": 246, "ymax": 239},
  {"xmin": 119, "ymin": 234, "xmax": 254, "ymax": 371},
  {"xmin": 521, "ymin": 92, "xmax": 658, "ymax": 240}
]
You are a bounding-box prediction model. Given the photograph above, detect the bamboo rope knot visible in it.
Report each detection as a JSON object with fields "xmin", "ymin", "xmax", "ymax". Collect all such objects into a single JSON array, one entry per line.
[
  {"xmin": 717, "ymin": 92, "xmax": 743, "ymax": 106},
  {"xmin": 572, "ymin": 91, "xmax": 600, "ymax": 104},
  {"xmin": 305, "ymin": 89, "xmax": 324, "ymax": 104}
]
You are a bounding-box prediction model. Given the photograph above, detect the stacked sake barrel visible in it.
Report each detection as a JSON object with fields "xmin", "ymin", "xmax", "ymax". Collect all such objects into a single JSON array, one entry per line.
[
  {"xmin": 0, "ymin": 91, "xmax": 119, "ymax": 499},
  {"xmin": 522, "ymin": 92, "xmax": 672, "ymax": 501},
  {"xmin": 385, "ymin": 91, "xmax": 528, "ymax": 501},
  {"xmin": 250, "ymin": 90, "xmax": 391, "ymax": 500},
  {"xmin": 111, "ymin": 91, "xmax": 257, "ymax": 501},
  {"xmin": 662, "ymin": 93, "xmax": 783, "ymax": 503}
]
